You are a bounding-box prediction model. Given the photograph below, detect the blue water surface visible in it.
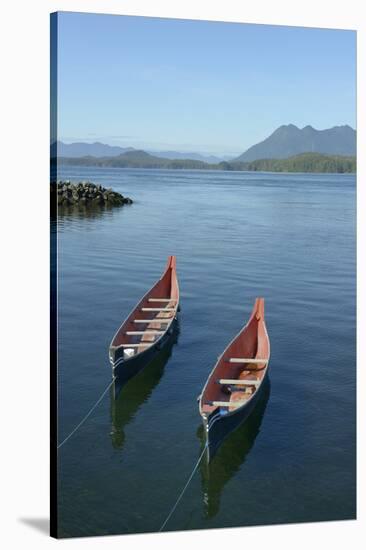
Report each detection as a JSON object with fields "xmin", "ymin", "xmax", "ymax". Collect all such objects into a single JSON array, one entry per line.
[{"xmin": 56, "ymin": 167, "xmax": 356, "ymax": 537}]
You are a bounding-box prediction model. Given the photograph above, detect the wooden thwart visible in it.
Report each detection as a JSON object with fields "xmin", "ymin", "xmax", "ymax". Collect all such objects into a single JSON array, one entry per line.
[
  {"xmin": 125, "ymin": 331, "xmax": 164, "ymax": 335},
  {"xmin": 142, "ymin": 307, "xmax": 175, "ymax": 312},
  {"xmin": 227, "ymin": 358, "xmax": 268, "ymax": 364},
  {"xmin": 119, "ymin": 343, "xmax": 151, "ymax": 348},
  {"xmin": 218, "ymin": 378, "xmax": 260, "ymax": 386},
  {"xmin": 133, "ymin": 319, "xmax": 170, "ymax": 323},
  {"xmin": 210, "ymin": 400, "xmax": 248, "ymax": 408}
]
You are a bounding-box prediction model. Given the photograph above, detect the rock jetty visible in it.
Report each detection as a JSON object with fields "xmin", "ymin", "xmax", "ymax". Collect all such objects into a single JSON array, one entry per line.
[{"xmin": 55, "ymin": 181, "xmax": 133, "ymax": 207}]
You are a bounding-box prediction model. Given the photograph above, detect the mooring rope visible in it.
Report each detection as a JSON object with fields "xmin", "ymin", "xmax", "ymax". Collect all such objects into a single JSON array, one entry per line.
[
  {"xmin": 57, "ymin": 377, "xmax": 116, "ymax": 449},
  {"xmin": 159, "ymin": 442, "xmax": 208, "ymax": 532}
]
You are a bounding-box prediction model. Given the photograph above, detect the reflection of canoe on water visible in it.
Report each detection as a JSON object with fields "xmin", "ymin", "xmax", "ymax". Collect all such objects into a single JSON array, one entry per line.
[
  {"xmin": 109, "ymin": 256, "xmax": 180, "ymax": 386},
  {"xmin": 110, "ymin": 322, "xmax": 179, "ymax": 449},
  {"xmin": 198, "ymin": 378, "xmax": 270, "ymax": 518},
  {"xmin": 199, "ymin": 298, "xmax": 270, "ymax": 462}
]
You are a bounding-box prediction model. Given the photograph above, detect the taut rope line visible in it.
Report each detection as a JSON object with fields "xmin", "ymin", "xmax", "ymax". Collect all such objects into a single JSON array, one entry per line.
[
  {"xmin": 159, "ymin": 442, "xmax": 208, "ymax": 532},
  {"xmin": 57, "ymin": 377, "xmax": 116, "ymax": 449}
]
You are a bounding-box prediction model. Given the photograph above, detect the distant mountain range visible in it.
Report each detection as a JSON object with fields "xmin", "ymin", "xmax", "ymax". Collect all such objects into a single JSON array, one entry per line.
[
  {"xmin": 235, "ymin": 124, "xmax": 356, "ymax": 161},
  {"xmin": 52, "ymin": 124, "xmax": 356, "ymax": 173},
  {"xmin": 51, "ymin": 141, "xmax": 134, "ymax": 158},
  {"xmin": 52, "ymin": 141, "xmax": 232, "ymax": 163}
]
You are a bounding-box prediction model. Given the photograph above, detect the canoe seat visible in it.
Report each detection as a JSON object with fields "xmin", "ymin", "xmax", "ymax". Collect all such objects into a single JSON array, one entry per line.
[
  {"xmin": 228, "ymin": 358, "xmax": 268, "ymax": 364},
  {"xmin": 142, "ymin": 307, "xmax": 175, "ymax": 312},
  {"xmin": 119, "ymin": 343, "xmax": 151, "ymax": 348},
  {"xmin": 209, "ymin": 399, "xmax": 248, "ymax": 409},
  {"xmin": 126, "ymin": 331, "xmax": 164, "ymax": 336},
  {"xmin": 133, "ymin": 319, "xmax": 169, "ymax": 324},
  {"xmin": 226, "ymin": 358, "xmax": 268, "ymax": 370},
  {"xmin": 218, "ymin": 378, "xmax": 260, "ymax": 387}
]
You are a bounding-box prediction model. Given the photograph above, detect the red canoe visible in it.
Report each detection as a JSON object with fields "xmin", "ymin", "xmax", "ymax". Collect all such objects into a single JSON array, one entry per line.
[
  {"xmin": 199, "ymin": 298, "xmax": 270, "ymax": 461},
  {"xmin": 109, "ymin": 256, "xmax": 180, "ymax": 385}
]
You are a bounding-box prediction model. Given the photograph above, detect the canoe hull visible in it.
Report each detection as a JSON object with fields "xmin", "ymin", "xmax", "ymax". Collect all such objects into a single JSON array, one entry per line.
[
  {"xmin": 202, "ymin": 370, "xmax": 268, "ymax": 463},
  {"xmin": 110, "ymin": 316, "xmax": 178, "ymax": 386},
  {"xmin": 109, "ymin": 256, "xmax": 179, "ymax": 389},
  {"xmin": 199, "ymin": 297, "xmax": 270, "ymax": 463}
]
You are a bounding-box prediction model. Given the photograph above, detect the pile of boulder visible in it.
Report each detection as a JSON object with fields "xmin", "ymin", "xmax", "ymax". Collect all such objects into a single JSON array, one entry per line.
[{"xmin": 55, "ymin": 181, "xmax": 133, "ymax": 207}]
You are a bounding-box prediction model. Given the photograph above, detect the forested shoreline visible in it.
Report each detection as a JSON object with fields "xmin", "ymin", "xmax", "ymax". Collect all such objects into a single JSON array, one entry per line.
[{"xmin": 54, "ymin": 151, "xmax": 356, "ymax": 173}]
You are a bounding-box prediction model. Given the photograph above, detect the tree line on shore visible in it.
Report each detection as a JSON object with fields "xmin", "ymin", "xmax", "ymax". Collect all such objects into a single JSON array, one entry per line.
[{"xmin": 53, "ymin": 150, "xmax": 356, "ymax": 173}]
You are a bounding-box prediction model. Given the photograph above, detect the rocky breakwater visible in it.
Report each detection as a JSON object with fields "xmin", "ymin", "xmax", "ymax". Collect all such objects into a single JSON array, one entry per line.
[{"xmin": 55, "ymin": 181, "xmax": 133, "ymax": 207}]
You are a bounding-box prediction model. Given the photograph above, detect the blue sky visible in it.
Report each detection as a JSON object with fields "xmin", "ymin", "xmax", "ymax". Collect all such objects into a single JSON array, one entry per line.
[{"xmin": 56, "ymin": 12, "xmax": 356, "ymax": 155}]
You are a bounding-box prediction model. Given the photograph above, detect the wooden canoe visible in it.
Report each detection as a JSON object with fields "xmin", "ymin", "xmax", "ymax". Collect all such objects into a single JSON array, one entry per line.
[
  {"xmin": 109, "ymin": 256, "xmax": 180, "ymax": 385},
  {"xmin": 199, "ymin": 298, "xmax": 270, "ymax": 462}
]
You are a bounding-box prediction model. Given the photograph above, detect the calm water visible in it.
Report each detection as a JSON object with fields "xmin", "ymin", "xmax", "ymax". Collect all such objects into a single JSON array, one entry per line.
[{"xmin": 56, "ymin": 167, "xmax": 356, "ymax": 537}]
